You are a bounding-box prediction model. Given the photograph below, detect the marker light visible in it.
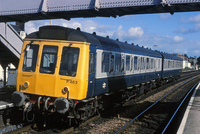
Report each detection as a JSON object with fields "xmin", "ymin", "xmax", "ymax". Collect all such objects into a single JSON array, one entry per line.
[
  {"xmin": 62, "ymin": 87, "xmax": 69, "ymax": 94},
  {"xmin": 23, "ymin": 82, "xmax": 29, "ymax": 88}
]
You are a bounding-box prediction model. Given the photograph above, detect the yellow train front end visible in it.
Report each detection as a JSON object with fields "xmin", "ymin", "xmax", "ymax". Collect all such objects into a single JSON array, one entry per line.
[
  {"xmin": 12, "ymin": 38, "xmax": 90, "ymax": 120},
  {"xmin": 16, "ymin": 39, "xmax": 90, "ymax": 100}
]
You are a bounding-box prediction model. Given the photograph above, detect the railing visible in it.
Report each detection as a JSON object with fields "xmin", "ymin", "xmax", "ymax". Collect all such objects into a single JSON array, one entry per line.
[{"xmin": 0, "ymin": 22, "xmax": 23, "ymax": 59}]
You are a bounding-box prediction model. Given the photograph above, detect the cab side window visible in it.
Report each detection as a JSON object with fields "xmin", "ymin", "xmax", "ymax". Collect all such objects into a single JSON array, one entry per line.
[{"xmin": 89, "ymin": 53, "xmax": 94, "ymax": 73}]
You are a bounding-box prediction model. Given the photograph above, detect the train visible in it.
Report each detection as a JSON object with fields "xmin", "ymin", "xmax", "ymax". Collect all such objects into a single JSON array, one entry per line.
[{"xmin": 12, "ymin": 25, "xmax": 183, "ymax": 126}]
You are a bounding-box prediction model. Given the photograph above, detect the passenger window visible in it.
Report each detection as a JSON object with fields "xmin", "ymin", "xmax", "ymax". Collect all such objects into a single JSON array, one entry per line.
[
  {"xmin": 146, "ymin": 58, "xmax": 149, "ymax": 70},
  {"xmin": 138, "ymin": 57, "xmax": 141, "ymax": 70},
  {"xmin": 121, "ymin": 56, "xmax": 124, "ymax": 71},
  {"xmin": 115, "ymin": 54, "xmax": 121, "ymax": 72},
  {"xmin": 151, "ymin": 59, "xmax": 154, "ymax": 69},
  {"xmin": 130, "ymin": 56, "xmax": 133, "ymax": 71},
  {"xmin": 89, "ymin": 53, "xmax": 94, "ymax": 73},
  {"xmin": 165, "ymin": 60, "xmax": 168, "ymax": 68},
  {"xmin": 168, "ymin": 61, "xmax": 170, "ymax": 68},
  {"xmin": 109, "ymin": 54, "xmax": 114, "ymax": 73},
  {"xmin": 140, "ymin": 57, "xmax": 143, "ymax": 70},
  {"xmin": 158, "ymin": 59, "xmax": 160, "ymax": 69},
  {"xmin": 134, "ymin": 56, "xmax": 138, "ymax": 70},
  {"xmin": 126, "ymin": 55, "xmax": 130, "ymax": 71},
  {"xmin": 143, "ymin": 58, "xmax": 145, "ymax": 70},
  {"xmin": 102, "ymin": 52, "xmax": 109, "ymax": 72},
  {"xmin": 59, "ymin": 47, "xmax": 79, "ymax": 77}
]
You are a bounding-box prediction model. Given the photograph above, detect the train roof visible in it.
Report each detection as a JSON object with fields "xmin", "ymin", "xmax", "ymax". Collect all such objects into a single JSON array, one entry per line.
[
  {"xmin": 159, "ymin": 52, "xmax": 183, "ymax": 61},
  {"xmin": 27, "ymin": 26, "xmax": 163, "ymax": 58}
]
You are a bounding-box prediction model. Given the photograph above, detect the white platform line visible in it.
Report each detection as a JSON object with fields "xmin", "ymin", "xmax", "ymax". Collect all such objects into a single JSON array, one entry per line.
[
  {"xmin": 177, "ymin": 82, "xmax": 200, "ymax": 134},
  {"xmin": 0, "ymin": 103, "xmax": 14, "ymax": 110}
]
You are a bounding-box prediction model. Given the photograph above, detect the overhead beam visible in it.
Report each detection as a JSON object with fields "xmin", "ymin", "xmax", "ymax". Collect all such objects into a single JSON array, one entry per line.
[{"xmin": 0, "ymin": 0, "xmax": 199, "ymax": 22}]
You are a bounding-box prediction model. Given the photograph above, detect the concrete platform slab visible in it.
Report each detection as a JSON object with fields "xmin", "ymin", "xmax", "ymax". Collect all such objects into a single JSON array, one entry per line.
[{"xmin": 177, "ymin": 82, "xmax": 200, "ymax": 134}]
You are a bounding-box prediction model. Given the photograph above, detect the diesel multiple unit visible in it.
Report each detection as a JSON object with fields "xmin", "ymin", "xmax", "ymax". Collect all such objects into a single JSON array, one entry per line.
[{"xmin": 12, "ymin": 26, "xmax": 183, "ymax": 125}]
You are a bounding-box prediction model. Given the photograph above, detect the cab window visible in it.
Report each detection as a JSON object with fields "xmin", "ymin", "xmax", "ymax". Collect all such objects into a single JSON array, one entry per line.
[
  {"xmin": 40, "ymin": 45, "xmax": 58, "ymax": 74},
  {"xmin": 59, "ymin": 47, "xmax": 80, "ymax": 77},
  {"xmin": 22, "ymin": 44, "xmax": 39, "ymax": 72}
]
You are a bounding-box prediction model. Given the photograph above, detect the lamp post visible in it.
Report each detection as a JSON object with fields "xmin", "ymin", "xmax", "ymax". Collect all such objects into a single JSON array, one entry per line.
[{"xmin": 151, "ymin": 45, "xmax": 158, "ymax": 50}]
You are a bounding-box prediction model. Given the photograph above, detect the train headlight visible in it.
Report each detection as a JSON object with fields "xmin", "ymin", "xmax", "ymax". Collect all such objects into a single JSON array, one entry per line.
[
  {"xmin": 23, "ymin": 82, "xmax": 29, "ymax": 88},
  {"xmin": 12, "ymin": 91, "xmax": 26, "ymax": 107},
  {"xmin": 62, "ymin": 87, "xmax": 69, "ymax": 94},
  {"xmin": 54, "ymin": 97, "xmax": 69, "ymax": 114}
]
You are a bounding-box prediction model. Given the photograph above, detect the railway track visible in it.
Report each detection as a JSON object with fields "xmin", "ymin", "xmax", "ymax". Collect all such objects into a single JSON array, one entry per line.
[
  {"xmin": 1, "ymin": 71, "xmax": 200, "ymax": 134},
  {"xmin": 115, "ymin": 76, "xmax": 200, "ymax": 134},
  {"xmin": 6, "ymin": 115, "xmax": 101, "ymax": 134},
  {"xmin": 68, "ymin": 72, "xmax": 200, "ymax": 133}
]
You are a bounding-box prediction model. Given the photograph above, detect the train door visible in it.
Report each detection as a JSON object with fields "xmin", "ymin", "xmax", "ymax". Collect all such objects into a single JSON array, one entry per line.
[{"xmin": 87, "ymin": 45, "xmax": 96, "ymax": 97}]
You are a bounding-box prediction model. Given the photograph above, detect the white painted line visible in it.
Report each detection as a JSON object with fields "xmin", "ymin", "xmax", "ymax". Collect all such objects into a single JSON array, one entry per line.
[
  {"xmin": 0, "ymin": 103, "xmax": 14, "ymax": 110},
  {"xmin": 177, "ymin": 82, "xmax": 200, "ymax": 134}
]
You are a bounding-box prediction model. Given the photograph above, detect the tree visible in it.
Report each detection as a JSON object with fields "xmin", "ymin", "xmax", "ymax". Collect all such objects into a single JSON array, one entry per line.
[
  {"xmin": 184, "ymin": 54, "xmax": 188, "ymax": 58},
  {"xmin": 197, "ymin": 56, "xmax": 200, "ymax": 65}
]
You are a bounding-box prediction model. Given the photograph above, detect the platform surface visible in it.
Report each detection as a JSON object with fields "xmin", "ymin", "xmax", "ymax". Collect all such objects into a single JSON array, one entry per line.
[
  {"xmin": 177, "ymin": 82, "xmax": 200, "ymax": 134},
  {"xmin": 0, "ymin": 101, "xmax": 13, "ymax": 110}
]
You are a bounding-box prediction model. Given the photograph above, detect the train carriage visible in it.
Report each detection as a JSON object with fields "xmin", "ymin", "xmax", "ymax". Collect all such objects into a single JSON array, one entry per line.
[
  {"xmin": 12, "ymin": 25, "xmax": 182, "ymax": 125},
  {"xmin": 161, "ymin": 52, "xmax": 183, "ymax": 80}
]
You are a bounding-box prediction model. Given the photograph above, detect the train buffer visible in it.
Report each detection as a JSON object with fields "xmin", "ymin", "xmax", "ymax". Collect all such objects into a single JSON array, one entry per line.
[{"xmin": 177, "ymin": 82, "xmax": 200, "ymax": 134}]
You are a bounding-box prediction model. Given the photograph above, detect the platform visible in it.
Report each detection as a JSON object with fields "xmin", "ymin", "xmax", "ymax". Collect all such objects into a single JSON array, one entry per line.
[
  {"xmin": 177, "ymin": 82, "xmax": 200, "ymax": 134},
  {"xmin": 0, "ymin": 101, "xmax": 13, "ymax": 110}
]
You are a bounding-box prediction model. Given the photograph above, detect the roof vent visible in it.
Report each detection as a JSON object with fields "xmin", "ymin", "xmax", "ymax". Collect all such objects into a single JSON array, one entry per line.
[
  {"xmin": 116, "ymin": 38, "xmax": 119, "ymax": 41},
  {"xmin": 93, "ymin": 32, "xmax": 96, "ymax": 35},
  {"xmin": 76, "ymin": 27, "xmax": 81, "ymax": 31}
]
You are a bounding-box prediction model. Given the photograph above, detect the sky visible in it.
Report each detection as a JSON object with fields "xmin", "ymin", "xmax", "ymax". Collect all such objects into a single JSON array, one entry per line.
[{"xmin": 25, "ymin": 11, "xmax": 200, "ymax": 58}]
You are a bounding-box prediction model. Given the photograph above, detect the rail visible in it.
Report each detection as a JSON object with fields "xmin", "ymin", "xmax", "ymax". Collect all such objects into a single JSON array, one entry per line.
[
  {"xmin": 161, "ymin": 81, "xmax": 200, "ymax": 133},
  {"xmin": 115, "ymin": 75, "xmax": 200, "ymax": 134}
]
